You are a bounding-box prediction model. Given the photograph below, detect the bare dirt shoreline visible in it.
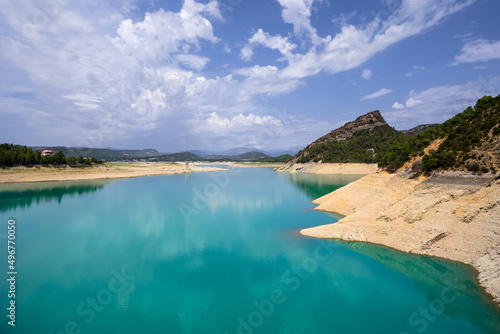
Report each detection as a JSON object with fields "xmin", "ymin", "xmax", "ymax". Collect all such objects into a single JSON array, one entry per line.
[
  {"xmin": 300, "ymin": 171, "xmax": 500, "ymax": 306},
  {"xmin": 276, "ymin": 162, "xmax": 379, "ymax": 174},
  {"xmin": 0, "ymin": 163, "xmax": 227, "ymax": 184}
]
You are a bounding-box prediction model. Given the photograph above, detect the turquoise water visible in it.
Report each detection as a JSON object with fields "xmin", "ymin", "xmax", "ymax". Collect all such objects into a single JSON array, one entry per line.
[{"xmin": 0, "ymin": 167, "xmax": 499, "ymax": 334}]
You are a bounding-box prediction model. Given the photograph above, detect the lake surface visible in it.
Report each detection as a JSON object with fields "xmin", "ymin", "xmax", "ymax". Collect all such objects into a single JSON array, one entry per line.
[{"xmin": 1, "ymin": 167, "xmax": 499, "ymax": 334}]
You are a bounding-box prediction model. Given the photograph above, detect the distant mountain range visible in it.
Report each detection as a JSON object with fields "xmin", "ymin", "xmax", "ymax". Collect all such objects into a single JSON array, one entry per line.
[
  {"xmin": 30, "ymin": 146, "xmax": 296, "ymax": 163},
  {"xmin": 30, "ymin": 146, "xmax": 161, "ymax": 161},
  {"xmin": 188, "ymin": 147, "xmax": 299, "ymax": 158}
]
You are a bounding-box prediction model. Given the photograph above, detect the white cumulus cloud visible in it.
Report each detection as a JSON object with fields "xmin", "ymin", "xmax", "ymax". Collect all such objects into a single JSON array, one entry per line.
[
  {"xmin": 240, "ymin": 29, "xmax": 297, "ymax": 61},
  {"xmin": 175, "ymin": 54, "xmax": 210, "ymax": 70},
  {"xmin": 0, "ymin": 0, "xmax": 481, "ymax": 150},
  {"xmin": 405, "ymin": 97, "xmax": 421, "ymax": 107},
  {"xmin": 385, "ymin": 76, "xmax": 500, "ymax": 130},
  {"xmin": 112, "ymin": 1, "xmax": 220, "ymax": 64},
  {"xmin": 198, "ymin": 112, "xmax": 283, "ymax": 133},
  {"xmin": 276, "ymin": 0, "xmax": 320, "ymax": 44},
  {"xmin": 233, "ymin": 66, "xmax": 279, "ymax": 79},
  {"xmin": 261, "ymin": 0, "xmax": 477, "ymax": 89},
  {"xmin": 361, "ymin": 88, "xmax": 393, "ymax": 100},
  {"xmin": 453, "ymin": 39, "xmax": 500, "ymax": 65}
]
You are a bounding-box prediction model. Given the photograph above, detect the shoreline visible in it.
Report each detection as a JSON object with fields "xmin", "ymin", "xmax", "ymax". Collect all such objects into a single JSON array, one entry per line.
[
  {"xmin": 300, "ymin": 172, "xmax": 500, "ymax": 307},
  {"xmin": 0, "ymin": 163, "xmax": 227, "ymax": 184},
  {"xmin": 330, "ymin": 238, "xmax": 500, "ymax": 315},
  {"xmin": 228, "ymin": 162, "xmax": 284, "ymax": 168},
  {"xmin": 276, "ymin": 162, "xmax": 379, "ymax": 175}
]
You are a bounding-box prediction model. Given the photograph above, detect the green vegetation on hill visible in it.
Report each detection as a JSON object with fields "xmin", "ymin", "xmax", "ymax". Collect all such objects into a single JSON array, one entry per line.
[
  {"xmin": 203, "ymin": 151, "xmax": 270, "ymax": 161},
  {"xmin": 131, "ymin": 152, "xmax": 201, "ymax": 162},
  {"xmin": 31, "ymin": 146, "xmax": 160, "ymax": 161},
  {"xmin": 298, "ymin": 125, "xmax": 409, "ymax": 163},
  {"xmin": 258, "ymin": 154, "xmax": 293, "ymax": 163},
  {"xmin": 0, "ymin": 144, "xmax": 102, "ymax": 167},
  {"xmin": 379, "ymin": 95, "xmax": 500, "ymax": 173}
]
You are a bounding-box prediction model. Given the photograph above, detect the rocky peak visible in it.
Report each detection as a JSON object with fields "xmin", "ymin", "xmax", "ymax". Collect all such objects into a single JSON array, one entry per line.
[{"xmin": 310, "ymin": 110, "xmax": 387, "ymax": 146}]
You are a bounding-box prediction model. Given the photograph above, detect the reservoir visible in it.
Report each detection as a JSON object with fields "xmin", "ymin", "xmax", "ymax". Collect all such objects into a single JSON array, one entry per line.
[{"xmin": 1, "ymin": 167, "xmax": 499, "ymax": 333}]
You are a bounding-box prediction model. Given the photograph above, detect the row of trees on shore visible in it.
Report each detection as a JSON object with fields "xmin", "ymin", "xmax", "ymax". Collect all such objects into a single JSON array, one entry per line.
[{"xmin": 0, "ymin": 144, "xmax": 102, "ymax": 167}]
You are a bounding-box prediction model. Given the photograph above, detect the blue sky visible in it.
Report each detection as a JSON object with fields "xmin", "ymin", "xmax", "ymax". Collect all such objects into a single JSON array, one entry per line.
[{"xmin": 1, "ymin": 0, "xmax": 500, "ymax": 152}]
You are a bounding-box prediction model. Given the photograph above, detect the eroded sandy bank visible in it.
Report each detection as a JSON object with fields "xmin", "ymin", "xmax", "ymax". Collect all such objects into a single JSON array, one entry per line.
[
  {"xmin": 301, "ymin": 172, "xmax": 500, "ymax": 305},
  {"xmin": 276, "ymin": 162, "xmax": 379, "ymax": 174},
  {"xmin": 0, "ymin": 163, "xmax": 227, "ymax": 184}
]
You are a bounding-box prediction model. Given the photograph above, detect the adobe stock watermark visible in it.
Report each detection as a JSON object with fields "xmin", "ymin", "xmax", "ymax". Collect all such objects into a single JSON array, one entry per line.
[
  {"xmin": 225, "ymin": 239, "xmax": 340, "ymax": 334},
  {"xmin": 177, "ymin": 106, "xmax": 296, "ymax": 224},
  {"xmin": 218, "ymin": 0, "xmax": 244, "ymax": 14},
  {"xmin": 19, "ymin": 0, "xmax": 67, "ymax": 40},
  {"xmin": 48, "ymin": 267, "xmax": 134, "ymax": 334},
  {"xmin": 398, "ymin": 277, "xmax": 467, "ymax": 334},
  {"xmin": 179, "ymin": 167, "xmax": 242, "ymax": 224},
  {"xmin": 370, "ymin": 0, "xmax": 399, "ymax": 21},
  {"xmin": 75, "ymin": 100, "xmax": 129, "ymax": 149}
]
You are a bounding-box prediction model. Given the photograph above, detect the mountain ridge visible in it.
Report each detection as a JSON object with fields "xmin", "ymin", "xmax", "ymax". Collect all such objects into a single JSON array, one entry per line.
[
  {"xmin": 380, "ymin": 95, "xmax": 500, "ymax": 174},
  {"xmin": 285, "ymin": 110, "xmax": 408, "ymax": 166}
]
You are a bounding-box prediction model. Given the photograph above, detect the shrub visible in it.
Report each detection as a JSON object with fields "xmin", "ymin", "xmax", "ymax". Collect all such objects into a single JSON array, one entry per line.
[
  {"xmin": 467, "ymin": 163, "xmax": 480, "ymax": 172},
  {"xmin": 411, "ymin": 160, "xmax": 423, "ymax": 173}
]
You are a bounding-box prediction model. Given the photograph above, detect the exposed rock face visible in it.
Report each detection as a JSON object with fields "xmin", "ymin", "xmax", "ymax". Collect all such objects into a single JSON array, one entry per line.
[
  {"xmin": 315, "ymin": 110, "xmax": 386, "ymax": 143},
  {"xmin": 301, "ymin": 172, "xmax": 500, "ymax": 306}
]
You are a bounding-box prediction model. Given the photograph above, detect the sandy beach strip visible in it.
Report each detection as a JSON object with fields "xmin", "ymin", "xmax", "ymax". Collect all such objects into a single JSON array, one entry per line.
[
  {"xmin": 301, "ymin": 172, "xmax": 500, "ymax": 306},
  {"xmin": 0, "ymin": 163, "xmax": 227, "ymax": 184}
]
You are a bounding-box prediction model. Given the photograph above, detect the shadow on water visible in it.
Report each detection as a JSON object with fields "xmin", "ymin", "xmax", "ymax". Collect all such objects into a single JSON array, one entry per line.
[
  {"xmin": 0, "ymin": 179, "xmax": 114, "ymax": 212},
  {"xmin": 332, "ymin": 240, "xmax": 500, "ymax": 332},
  {"xmin": 282, "ymin": 173, "xmax": 366, "ymax": 200}
]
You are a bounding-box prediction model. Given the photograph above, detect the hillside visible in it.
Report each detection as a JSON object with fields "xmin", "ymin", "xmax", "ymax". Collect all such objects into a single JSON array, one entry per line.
[
  {"xmin": 31, "ymin": 146, "xmax": 161, "ymax": 161},
  {"xmin": 258, "ymin": 154, "xmax": 293, "ymax": 163},
  {"xmin": 298, "ymin": 95, "xmax": 500, "ymax": 307},
  {"xmin": 0, "ymin": 144, "xmax": 103, "ymax": 167},
  {"xmin": 402, "ymin": 124, "xmax": 439, "ymax": 137},
  {"xmin": 379, "ymin": 95, "xmax": 500, "ymax": 174},
  {"xmin": 129, "ymin": 152, "xmax": 202, "ymax": 163},
  {"xmin": 204, "ymin": 151, "xmax": 270, "ymax": 161},
  {"xmin": 23, "ymin": 145, "xmax": 293, "ymax": 163},
  {"xmin": 287, "ymin": 110, "xmax": 408, "ymax": 165}
]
